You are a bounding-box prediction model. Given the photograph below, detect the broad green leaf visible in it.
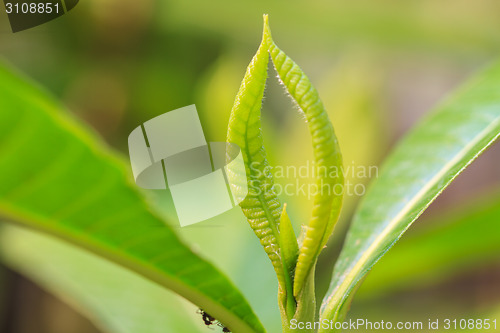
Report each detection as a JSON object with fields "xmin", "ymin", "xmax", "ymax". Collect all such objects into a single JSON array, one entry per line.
[
  {"xmin": 265, "ymin": 20, "xmax": 344, "ymax": 296},
  {"xmin": 0, "ymin": 224, "xmax": 207, "ymax": 333},
  {"xmin": 320, "ymin": 60, "xmax": 500, "ymax": 329},
  {"xmin": 358, "ymin": 191, "xmax": 500, "ymax": 299},
  {"xmin": 226, "ymin": 18, "xmax": 286, "ymax": 291},
  {"xmin": 0, "ymin": 63, "xmax": 264, "ymax": 333}
]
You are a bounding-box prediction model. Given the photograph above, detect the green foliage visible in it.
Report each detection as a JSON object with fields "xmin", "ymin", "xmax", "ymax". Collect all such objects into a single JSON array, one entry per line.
[
  {"xmin": 278, "ymin": 204, "xmax": 300, "ymax": 325},
  {"xmin": 1, "ymin": 13, "xmax": 500, "ymax": 333},
  {"xmin": 0, "ymin": 225, "xmax": 208, "ymax": 333},
  {"xmin": 227, "ymin": 15, "xmax": 343, "ymax": 327},
  {"xmin": 226, "ymin": 21, "xmax": 284, "ymax": 291},
  {"xmin": 265, "ymin": 20, "xmax": 344, "ymax": 297},
  {"xmin": 0, "ymin": 64, "xmax": 264, "ymax": 333},
  {"xmin": 278, "ymin": 204, "xmax": 299, "ymax": 289},
  {"xmin": 319, "ymin": 60, "xmax": 500, "ymax": 330},
  {"xmin": 359, "ymin": 191, "xmax": 500, "ymax": 299}
]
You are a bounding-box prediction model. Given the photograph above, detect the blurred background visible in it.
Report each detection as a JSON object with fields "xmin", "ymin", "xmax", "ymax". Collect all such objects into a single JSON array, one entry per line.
[{"xmin": 1, "ymin": 0, "xmax": 500, "ymax": 332}]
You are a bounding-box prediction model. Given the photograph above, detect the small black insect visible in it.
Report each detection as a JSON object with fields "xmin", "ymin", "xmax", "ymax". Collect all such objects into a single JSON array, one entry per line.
[
  {"xmin": 218, "ymin": 322, "xmax": 231, "ymax": 332},
  {"xmin": 197, "ymin": 309, "xmax": 216, "ymax": 327}
]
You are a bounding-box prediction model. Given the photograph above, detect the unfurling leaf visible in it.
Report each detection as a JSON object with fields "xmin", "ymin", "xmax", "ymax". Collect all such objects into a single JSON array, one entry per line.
[{"xmin": 265, "ymin": 19, "xmax": 344, "ymax": 297}]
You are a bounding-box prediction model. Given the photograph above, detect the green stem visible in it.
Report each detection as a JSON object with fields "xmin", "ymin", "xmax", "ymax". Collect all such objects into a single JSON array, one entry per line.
[{"xmin": 281, "ymin": 268, "xmax": 316, "ymax": 333}]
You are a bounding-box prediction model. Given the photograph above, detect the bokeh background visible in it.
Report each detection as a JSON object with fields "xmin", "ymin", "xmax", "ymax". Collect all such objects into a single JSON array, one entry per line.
[{"xmin": 1, "ymin": 1, "xmax": 500, "ymax": 332}]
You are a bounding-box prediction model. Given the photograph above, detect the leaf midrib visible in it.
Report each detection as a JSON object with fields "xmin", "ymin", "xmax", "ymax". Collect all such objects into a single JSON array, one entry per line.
[
  {"xmin": 242, "ymin": 100, "xmax": 280, "ymax": 241},
  {"xmin": 0, "ymin": 199, "xmax": 260, "ymax": 333}
]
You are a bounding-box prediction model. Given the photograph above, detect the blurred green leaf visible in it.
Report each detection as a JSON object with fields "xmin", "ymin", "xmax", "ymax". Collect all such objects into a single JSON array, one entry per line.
[
  {"xmin": 358, "ymin": 192, "xmax": 500, "ymax": 299},
  {"xmin": 320, "ymin": 60, "xmax": 500, "ymax": 329},
  {"xmin": 0, "ymin": 225, "xmax": 207, "ymax": 333},
  {"xmin": 0, "ymin": 63, "xmax": 264, "ymax": 333}
]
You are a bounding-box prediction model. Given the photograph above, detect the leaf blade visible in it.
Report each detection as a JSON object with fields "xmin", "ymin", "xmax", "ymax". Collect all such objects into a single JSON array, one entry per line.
[
  {"xmin": 226, "ymin": 17, "xmax": 286, "ymax": 289},
  {"xmin": 266, "ymin": 25, "xmax": 344, "ymax": 296},
  {"xmin": 358, "ymin": 191, "xmax": 500, "ymax": 299},
  {"xmin": 0, "ymin": 63, "xmax": 265, "ymax": 333},
  {"xmin": 319, "ymin": 61, "xmax": 500, "ymax": 328},
  {"xmin": 0, "ymin": 224, "xmax": 208, "ymax": 333},
  {"xmin": 279, "ymin": 204, "xmax": 299, "ymax": 278},
  {"xmin": 278, "ymin": 203, "xmax": 299, "ymax": 319}
]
